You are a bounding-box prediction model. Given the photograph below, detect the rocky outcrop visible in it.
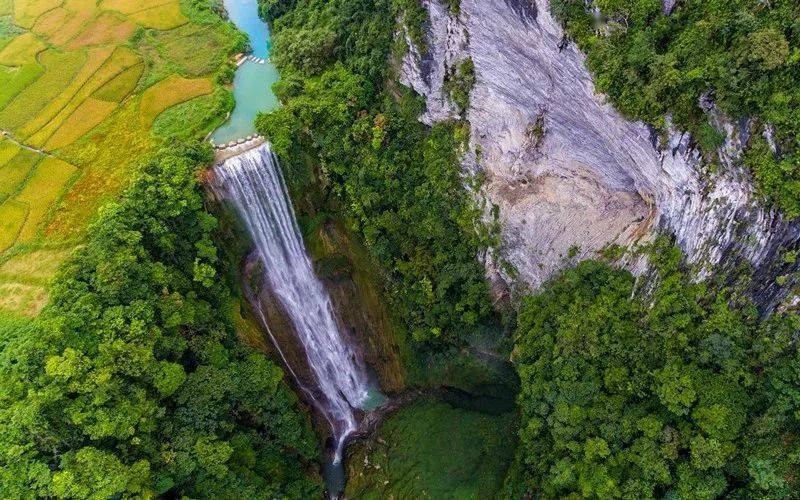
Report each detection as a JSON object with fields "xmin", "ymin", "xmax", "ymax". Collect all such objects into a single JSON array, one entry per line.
[
  {"xmin": 399, "ymin": 0, "xmax": 466, "ymax": 124},
  {"xmin": 400, "ymin": 0, "xmax": 799, "ymax": 309}
]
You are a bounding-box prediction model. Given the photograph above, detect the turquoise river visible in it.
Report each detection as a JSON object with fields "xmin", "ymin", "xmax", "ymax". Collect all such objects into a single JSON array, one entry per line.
[{"xmin": 211, "ymin": 0, "xmax": 278, "ymax": 144}]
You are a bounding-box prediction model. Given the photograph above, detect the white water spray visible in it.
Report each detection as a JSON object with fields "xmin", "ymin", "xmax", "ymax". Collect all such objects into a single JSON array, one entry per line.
[{"xmin": 213, "ymin": 143, "xmax": 371, "ymax": 462}]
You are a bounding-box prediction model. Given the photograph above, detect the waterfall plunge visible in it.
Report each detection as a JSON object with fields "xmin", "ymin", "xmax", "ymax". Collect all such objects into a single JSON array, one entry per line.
[{"xmin": 213, "ymin": 143, "xmax": 371, "ymax": 463}]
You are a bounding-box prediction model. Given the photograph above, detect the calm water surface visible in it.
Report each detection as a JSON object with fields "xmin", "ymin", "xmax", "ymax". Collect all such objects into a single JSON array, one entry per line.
[{"xmin": 211, "ymin": 0, "xmax": 278, "ymax": 144}]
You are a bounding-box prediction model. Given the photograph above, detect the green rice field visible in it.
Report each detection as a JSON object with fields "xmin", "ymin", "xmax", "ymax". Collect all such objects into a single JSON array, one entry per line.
[{"xmin": 0, "ymin": 0, "xmax": 242, "ymax": 316}]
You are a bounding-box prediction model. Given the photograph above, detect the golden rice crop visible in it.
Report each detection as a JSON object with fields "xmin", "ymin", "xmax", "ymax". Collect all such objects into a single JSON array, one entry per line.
[
  {"xmin": 0, "ymin": 200, "xmax": 28, "ymax": 252},
  {"xmin": 68, "ymin": 11, "xmax": 136, "ymax": 49},
  {"xmin": 93, "ymin": 62, "xmax": 143, "ymax": 102},
  {"xmin": 0, "ymin": 63, "xmax": 44, "ymax": 109},
  {"xmin": 33, "ymin": 7, "xmax": 95, "ymax": 47},
  {"xmin": 63, "ymin": 0, "xmax": 98, "ymax": 12},
  {"xmin": 46, "ymin": 102, "xmax": 149, "ymax": 240},
  {"xmin": 13, "ymin": 156, "xmax": 78, "ymax": 242},
  {"xmin": 138, "ymin": 75, "xmax": 214, "ymax": 127},
  {"xmin": 0, "ymin": 139, "xmax": 21, "ymax": 167},
  {"xmin": 129, "ymin": 2, "xmax": 186, "ymax": 30},
  {"xmin": 1, "ymin": 0, "xmax": 234, "ymax": 314},
  {"xmin": 0, "ymin": 50, "xmax": 85, "ymax": 132},
  {"xmin": 31, "ymin": 7, "xmax": 70, "ymax": 38},
  {"xmin": 26, "ymin": 47, "xmax": 139, "ymax": 145},
  {"xmin": 12, "ymin": 0, "xmax": 62, "ymax": 29},
  {"xmin": 0, "ymin": 149, "xmax": 40, "ymax": 198},
  {"xmin": 20, "ymin": 46, "xmax": 115, "ymax": 140},
  {"xmin": 44, "ymin": 98, "xmax": 118, "ymax": 150},
  {"xmin": 0, "ymin": 32, "xmax": 46, "ymax": 66},
  {"xmin": 101, "ymin": 0, "xmax": 172, "ymax": 14}
]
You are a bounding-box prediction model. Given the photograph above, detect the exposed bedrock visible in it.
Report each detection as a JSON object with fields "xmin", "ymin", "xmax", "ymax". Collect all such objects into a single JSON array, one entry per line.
[{"xmin": 400, "ymin": 0, "xmax": 799, "ymax": 310}]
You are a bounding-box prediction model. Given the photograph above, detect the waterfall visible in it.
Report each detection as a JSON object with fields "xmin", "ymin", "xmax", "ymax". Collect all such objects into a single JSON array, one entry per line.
[{"xmin": 213, "ymin": 143, "xmax": 371, "ymax": 463}]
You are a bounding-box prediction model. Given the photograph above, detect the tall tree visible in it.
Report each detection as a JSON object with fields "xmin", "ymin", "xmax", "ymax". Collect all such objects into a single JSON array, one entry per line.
[{"xmin": 508, "ymin": 252, "xmax": 799, "ymax": 498}]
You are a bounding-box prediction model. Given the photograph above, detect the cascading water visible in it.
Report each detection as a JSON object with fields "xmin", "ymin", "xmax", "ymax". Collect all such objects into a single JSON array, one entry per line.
[
  {"xmin": 212, "ymin": 143, "xmax": 374, "ymax": 466},
  {"xmin": 210, "ymin": 1, "xmax": 385, "ymax": 495}
]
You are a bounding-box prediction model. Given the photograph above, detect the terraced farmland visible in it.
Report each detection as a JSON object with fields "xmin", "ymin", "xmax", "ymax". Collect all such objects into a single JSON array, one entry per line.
[{"xmin": 0, "ymin": 0, "xmax": 243, "ymax": 316}]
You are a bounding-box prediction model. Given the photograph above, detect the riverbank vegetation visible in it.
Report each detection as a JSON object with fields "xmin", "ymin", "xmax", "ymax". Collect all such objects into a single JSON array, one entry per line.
[
  {"xmin": 551, "ymin": 0, "xmax": 800, "ymax": 217},
  {"xmin": 506, "ymin": 243, "xmax": 800, "ymax": 498},
  {"xmin": 0, "ymin": 144, "xmax": 322, "ymax": 497},
  {"xmin": 0, "ymin": 0, "xmax": 244, "ymax": 317}
]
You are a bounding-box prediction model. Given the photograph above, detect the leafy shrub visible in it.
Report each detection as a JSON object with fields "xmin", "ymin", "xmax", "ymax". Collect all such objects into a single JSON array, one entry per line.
[
  {"xmin": 443, "ymin": 57, "xmax": 475, "ymax": 113},
  {"xmin": 745, "ymin": 137, "xmax": 800, "ymax": 219}
]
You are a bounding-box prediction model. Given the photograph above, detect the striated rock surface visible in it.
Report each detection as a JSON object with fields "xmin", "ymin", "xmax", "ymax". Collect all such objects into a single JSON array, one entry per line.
[
  {"xmin": 399, "ymin": 0, "xmax": 467, "ymax": 124},
  {"xmin": 400, "ymin": 0, "xmax": 799, "ymax": 309}
]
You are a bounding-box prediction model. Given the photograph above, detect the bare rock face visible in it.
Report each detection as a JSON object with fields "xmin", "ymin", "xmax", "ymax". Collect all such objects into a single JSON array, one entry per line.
[
  {"xmin": 399, "ymin": 0, "xmax": 467, "ymax": 124},
  {"xmin": 400, "ymin": 0, "xmax": 799, "ymax": 309}
]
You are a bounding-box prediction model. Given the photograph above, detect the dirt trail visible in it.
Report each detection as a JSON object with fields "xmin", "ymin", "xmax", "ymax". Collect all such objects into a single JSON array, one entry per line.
[{"xmin": 0, "ymin": 130, "xmax": 54, "ymax": 158}]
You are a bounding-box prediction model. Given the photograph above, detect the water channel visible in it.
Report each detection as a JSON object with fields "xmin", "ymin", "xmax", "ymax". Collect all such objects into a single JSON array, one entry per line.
[{"xmin": 211, "ymin": 0, "xmax": 278, "ymax": 145}]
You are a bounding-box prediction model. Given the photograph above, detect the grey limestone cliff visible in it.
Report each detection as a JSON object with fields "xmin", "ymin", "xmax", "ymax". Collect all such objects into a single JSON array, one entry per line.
[{"xmin": 399, "ymin": 0, "xmax": 799, "ymax": 310}]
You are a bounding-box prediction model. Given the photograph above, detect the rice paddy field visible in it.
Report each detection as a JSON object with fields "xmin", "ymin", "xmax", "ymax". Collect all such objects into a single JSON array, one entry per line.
[{"xmin": 0, "ymin": 0, "xmax": 243, "ymax": 316}]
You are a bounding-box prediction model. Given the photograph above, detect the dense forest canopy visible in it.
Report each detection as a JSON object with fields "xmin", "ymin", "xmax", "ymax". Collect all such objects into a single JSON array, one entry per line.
[
  {"xmin": 1, "ymin": 0, "xmax": 797, "ymax": 498},
  {"xmin": 506, "ymin": 246, "xmax": 800, "ymax": 498},
  {"xmin": 0, "ymin": 145, "xmax": 321, "ymax": 498},
  {"xmin": 551, "ymin": 0, "xmax": 800, "ymax": 217},
  {"xmin": 256, "ymin": 3, "xmax": 800, "ymax": 497},
  {"xmin": 257, "ymin": 0, "xmax": 497, "ymax": 344}
]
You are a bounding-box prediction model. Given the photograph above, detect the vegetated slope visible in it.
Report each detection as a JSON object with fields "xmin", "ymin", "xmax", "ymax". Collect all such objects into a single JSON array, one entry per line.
[
  {"xmin": 257, "ymin": 0, "xmax": 499, "ymax": 345},
  {"xmin": 0, "ymin": 0, "xmax": 243, "ymax": 316},
  {"xmin": 552, "ymin": 0, "xmax": 800, "ymax": 217},
  {"xmin": 0, "ymin": 144, "xmax": 322, "ymax": 498},
  {"xmin": 506, "ymin": 244, "xmax": 800, "ymax": 498}
]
